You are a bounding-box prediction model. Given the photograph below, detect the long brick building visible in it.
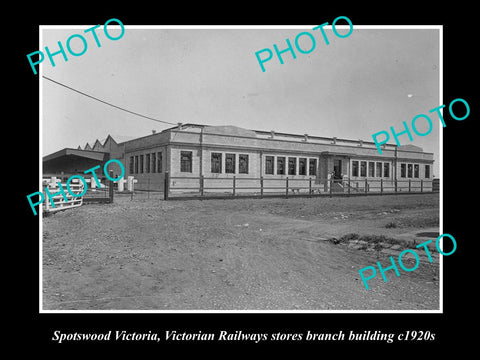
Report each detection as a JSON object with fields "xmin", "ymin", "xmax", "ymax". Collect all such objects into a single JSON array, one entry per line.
[{"xmin": 43, "ymin": 123, "xmax": 435, "ymax": 194}]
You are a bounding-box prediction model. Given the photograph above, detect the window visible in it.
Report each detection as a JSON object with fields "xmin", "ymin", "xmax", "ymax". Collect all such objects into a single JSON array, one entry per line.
[
  {"xmin": 157, "ymin": 152, "xmax": 163, "ymax": 173},
  {"xmin": 384, "ymin": 163, "xmax": 390, "ymax": 178},
  {"xmin": 277, "ymin": 157, "xmax": 286, "ymax": 175},
  {"xmin": 135, "ymin": 155, "xmax": 139, "ymax": 174},
  {"xmin": 288, "ymin": 157, "xmax": 296, "ymax": 175},
  {"xmin": 239, "ymin": 154, "xmax": 249, "ymax": 174},
  {"xmin": 425, "ymin": 164, "xmax": 431, "ymax": 178},
  {"xmin": 299, "ymin": 158, "xmax": 307, "ymax": 175},
  {"xmin": 146, "ymin": 154, "xmax": 151, "ymax": 173},
  {"xmin": 376, "ymin": 162, "xmax": 382, "ymax": 177},
  {"xmin": 226, "ymin": 153, "xmax": 236, "ymax": 174},
  {"xmin": 400, "ymin": 163, "xmax": 406, "ymax": 177},
  {"xmin": 352, "ymin": 161, "xmax": 359, "ymax": 177},
  {"xmin": 360, "ymin": 161, "xmax": 367, "ymax": 177},
  {"xmin": 309, "ymin": 159, "xmax": 317, "ymax": 176},
  {"xmin": 407, "ymin": 164, "xmax": 413, "ymax": 178},
  {"xmin": 265, "ymin": 156, "xmax": 274, "ymax": 175},
  {"xmin": 414, "ymin": 164, "xmax": 419, "ymax": 178},
  {"xmin": 140, "ymin": 155, "xmax": 144, "ymax": 173},
  {"xmin": 151, "ymin": 153, "xmax": 156, "ymax": 173},
  {"xmin": 180, "ymin": 151, "xmax": 192, "ymax": 173},
  {"xmin": 211, "ymin": 153, "xmax": 222, "ymax": 173},
  {"xmin": 129, "ymin": 156, "xmax": 134, "ymax": 174},
  {"xmin": 368, "ymin": 162, "xmax": 375, "ymax": 177}
]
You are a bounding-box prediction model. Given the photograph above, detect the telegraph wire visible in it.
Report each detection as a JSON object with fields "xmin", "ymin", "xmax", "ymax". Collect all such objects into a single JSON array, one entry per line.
[{"xmin": 42, "ymin": 76, "xmax": 177, "ymax": 126}]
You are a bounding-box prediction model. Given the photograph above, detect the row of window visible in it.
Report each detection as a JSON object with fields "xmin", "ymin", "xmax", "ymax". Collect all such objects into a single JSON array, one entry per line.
[
  {"xmin": 265, "ymin": 156, "xmax": 317, "ymax": 176},
  {"xmin": 180, "ymin": 151, "xmax": 250, "ymax": 174},
  {"xmin": 400, "ymin": 163, "xmax": 431, "ymax": 178},
  {"xmin": 167, "ymin": 151, "xmax": 433, "ymax": 179},
  {"xmin": 351, "ymin": 160, "xmax": 431, "ymax": 179},
  {"xmin": 352, "ymin": 161, "xmax": 390, "ymax": 178},
  {"xmin": 129, "ymin": 152, "xmax": 163, "ymax": 174},
  {"xmin": 210, "ymin": 152, "xmax": 249, "ymax": 174}
]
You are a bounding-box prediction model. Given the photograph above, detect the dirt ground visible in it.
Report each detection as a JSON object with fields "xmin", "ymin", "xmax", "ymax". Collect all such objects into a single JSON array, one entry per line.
[{"xmin": 42, "ymin": 193, "xmax": 440, "ymax": 311}]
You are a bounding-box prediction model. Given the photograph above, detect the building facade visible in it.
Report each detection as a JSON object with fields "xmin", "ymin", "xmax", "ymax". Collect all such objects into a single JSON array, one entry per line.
[
  {"xmin": 116, "ymin": 124, "xmax": 435, "ymax": 193},
  {"xmin": 43, "ymin": 124, "xmax": 435, "ymax": 194}
]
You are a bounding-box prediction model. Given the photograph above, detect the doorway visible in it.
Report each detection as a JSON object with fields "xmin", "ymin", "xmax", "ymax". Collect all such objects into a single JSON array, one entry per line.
[{"xmin": 333, "ymin": 159, "xmax": 342, "ymax": 180}]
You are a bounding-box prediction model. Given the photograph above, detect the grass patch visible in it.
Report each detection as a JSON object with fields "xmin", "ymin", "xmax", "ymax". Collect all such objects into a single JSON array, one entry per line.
[
  {"xmin": 339, "ymin": 233, "xmax": 400, "ymax": 245},
  {"xmin": 328, "ymin": 233, "xmax": 410, "ymax": 251}
]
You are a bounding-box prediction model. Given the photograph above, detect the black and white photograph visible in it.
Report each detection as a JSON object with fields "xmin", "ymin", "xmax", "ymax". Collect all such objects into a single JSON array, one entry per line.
[{"xmin": 39, "ymin": 25, "xmax": 441, "ymax": 312}]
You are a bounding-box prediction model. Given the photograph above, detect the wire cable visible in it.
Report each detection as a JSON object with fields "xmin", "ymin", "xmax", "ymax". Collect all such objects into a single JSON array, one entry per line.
[{"xmin": 42, "ymin": 76, "xmax": 177, "ymax": 126}]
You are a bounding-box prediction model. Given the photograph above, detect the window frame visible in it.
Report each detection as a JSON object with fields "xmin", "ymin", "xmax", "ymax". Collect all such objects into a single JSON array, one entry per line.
[
  {"xmin": 299, "ymin": 158, "xmax": 307, "ymax": 176},
  {"xmin": 368, "ymin": 161, "xmax": 375, "ymax": 177},
  {"xmin": 288, "ymin": 157, "xmax": 296, "ymax": 176},
  {"xmin": 309, "ymin": 158, "xmax": 317, "ymax": 177},
  {"xmin": 158, "ymin": 151, "xmax": 163, "ymax": 173},
  {"xmin": 376, "ymin": 162, "xmax": 382, "ymax": 178},
  {"xmin": 146, "ymin": 153, "xmax": 151, "ymax": 173},
  {"xmin": 360, "ymin": 161, "xmax": 367, "ymax": 177},
  {"xmin": 352, "ymin": 160, "xmax": 359, "ymax": 177},
  {"xmin": 425, "ymin": 164, "xmax": 431, "ymax": 178},
  {"xmin": 265, "ymin": 156, "xmax": 274, "ymax": 175},
  {"xmin": 239, "ymin": 154, "xmax": 249, "ymax": 174},
  {"xmin": 225, "ymin": 153, "xmax": 236, "ymax": 174},
  {"xmin": 211, "ymin": 152, "xmax": 222, "ymax": 174},
  {"xmin": 129, "ymin": 156, "xmax": 134, "ymax": 174},
  {"xmin": 383, "ymin": 163, "xmax": 390, "ymax": 178},
  {"xmin": 180, "ymin": 151, "xmax": 192, "ymax": 173},
  {"xmin": 277, "ymin": 157, "xmax": 286, "ymax": 175}
]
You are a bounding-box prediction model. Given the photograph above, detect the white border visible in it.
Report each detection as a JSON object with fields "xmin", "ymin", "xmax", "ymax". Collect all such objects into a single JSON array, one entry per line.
[{"xmin": 39, "ymin": 24, "xmax": 443, "ymax": 314}]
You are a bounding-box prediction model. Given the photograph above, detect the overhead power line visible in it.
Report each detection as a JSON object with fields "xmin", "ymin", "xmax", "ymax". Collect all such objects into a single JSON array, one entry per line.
[{"xmin": 42, "ymin": 76, "xmax": 177, "ymax": 126}]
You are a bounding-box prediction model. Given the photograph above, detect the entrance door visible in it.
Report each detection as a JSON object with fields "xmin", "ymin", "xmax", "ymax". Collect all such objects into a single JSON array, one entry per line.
[{"xmin": 333, "ymin": 159, "xmax": 342, "ymax": 180}]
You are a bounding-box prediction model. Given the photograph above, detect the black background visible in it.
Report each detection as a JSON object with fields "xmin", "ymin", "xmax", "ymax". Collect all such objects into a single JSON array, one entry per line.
[{"xmin": 15, "ymin": 2, "xmax": 476, "ymax": 354}]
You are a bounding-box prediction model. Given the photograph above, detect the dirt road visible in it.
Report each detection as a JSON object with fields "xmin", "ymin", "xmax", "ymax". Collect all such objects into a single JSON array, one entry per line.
[{"xmin": 42, "ymin": 193, "xmax": 439, "ymax": 310}]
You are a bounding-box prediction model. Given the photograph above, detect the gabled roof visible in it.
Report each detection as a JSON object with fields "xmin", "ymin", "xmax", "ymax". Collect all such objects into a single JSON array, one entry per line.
[{"xmin": 43, "ymin": 148, "xmax": 108, "ymax": 163}]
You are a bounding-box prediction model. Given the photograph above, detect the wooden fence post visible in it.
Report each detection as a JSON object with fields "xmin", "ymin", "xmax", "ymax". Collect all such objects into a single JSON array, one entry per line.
[
  {"xmin": 420, "ymin": 179, "xmax": 423, "ymax": 193},
  {"xmin": 285, "ymin": 177, "xmax": 289, "ymax": 198},
  {"xmin": 380, "ymin": 178, "xmax": 383, "ymax": 195},
  {"xmin": 364, "ymin": 178, "xmax": 368, "ymax": 193},
  {"xmin": 200, "ymin": 175, "xmax": 204, "ymax": 198},
  {"xmin": 409, "ymin": 179, "xmax": 411, "ymax": 193},
  {"xmin": 329, "ymin": 177, "xmax": 333, "ymax": 197},
  {"xmin": 348, "ymin": 177, "xmax": 351, "ymax": 196},
  {"xmin": 109, "ymin": 170, "xmax": 114, "ymax": 203},
  {"xmin": 395, "ymin": 179, "xmax": 398, "ymax": 194},
  {"xmin": 233, "ymin": 176, "xmax": 236, "ymax": 197},
  {"xmin": 164, "ymin": 172, "xmax": 169, "ymax": 200},
  {"xmin": 309, "ymin": 177, "xmax": 312, "ymax": 197},
  {"xmin": 260, "ymin": 176, "xmax": 264, "ymax": 198}
]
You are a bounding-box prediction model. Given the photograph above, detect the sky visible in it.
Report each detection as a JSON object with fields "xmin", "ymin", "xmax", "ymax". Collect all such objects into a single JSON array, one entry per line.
[{"xmin": 41, "ymin": 25, "xmax": 441, "ymax": 176}]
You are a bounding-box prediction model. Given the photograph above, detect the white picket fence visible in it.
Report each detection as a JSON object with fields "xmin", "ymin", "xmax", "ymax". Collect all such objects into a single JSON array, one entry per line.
[{"xmin": 42, "ymin": 177, "xmax": 84, "ymax": 214}]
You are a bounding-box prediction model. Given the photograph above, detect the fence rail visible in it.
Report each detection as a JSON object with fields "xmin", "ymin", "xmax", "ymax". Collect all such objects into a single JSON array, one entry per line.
[{"xmin": 164, "ymin": 173, "xmax": 437, "ymax": 200}]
